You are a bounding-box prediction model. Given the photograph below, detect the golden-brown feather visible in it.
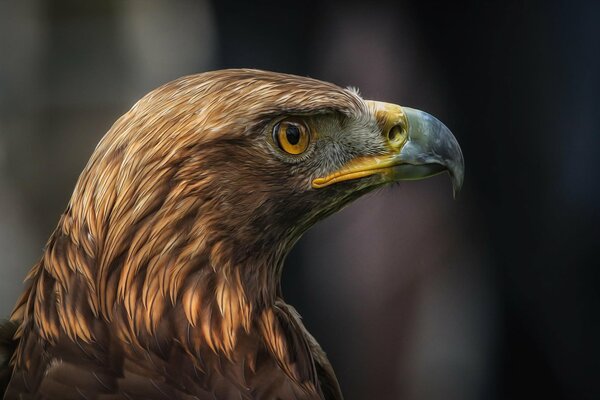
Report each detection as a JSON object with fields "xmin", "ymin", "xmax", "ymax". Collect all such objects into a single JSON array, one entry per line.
[{"xmin": 6, "ymin": 69, "xmax": 365, "ymax": 399}]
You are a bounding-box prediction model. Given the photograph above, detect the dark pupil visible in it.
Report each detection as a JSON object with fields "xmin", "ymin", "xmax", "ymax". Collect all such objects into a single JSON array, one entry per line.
[{"xmin": 285, "ymin": 125, "xmax": 301, "ymax": 145}]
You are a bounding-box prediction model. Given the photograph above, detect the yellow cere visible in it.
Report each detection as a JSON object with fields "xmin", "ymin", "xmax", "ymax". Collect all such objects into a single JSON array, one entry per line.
[
  {"xmin": 312, "ymin": 101, "xmax": 410, "ymax": 189},
  {"xmin": 312, "ymin": 155, "xmax": 398, "ymax": 189}
]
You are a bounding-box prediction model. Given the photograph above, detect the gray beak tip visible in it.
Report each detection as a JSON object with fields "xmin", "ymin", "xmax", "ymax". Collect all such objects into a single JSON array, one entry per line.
[
  {"xmin": 452, "ymin": 178, "xmax": 461, "ymax": 199},
  {"xmin": 450, "ymin": 163, "xmax": 464, "ymax": 199},
  {"xmin": 402, "ymin": 107, "xmax": 465, "ymax": 199}
]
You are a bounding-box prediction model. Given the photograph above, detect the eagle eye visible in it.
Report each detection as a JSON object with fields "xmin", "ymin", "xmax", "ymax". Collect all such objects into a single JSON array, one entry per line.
[{"xmin": 273, "ymin": 119, "xmax": 310, "ymax": 155}]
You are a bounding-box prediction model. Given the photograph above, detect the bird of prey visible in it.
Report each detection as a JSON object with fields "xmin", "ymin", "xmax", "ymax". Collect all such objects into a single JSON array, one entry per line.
[{"xmin": 0, "ymin": 69, "xmax": 463, "ymax": 399}]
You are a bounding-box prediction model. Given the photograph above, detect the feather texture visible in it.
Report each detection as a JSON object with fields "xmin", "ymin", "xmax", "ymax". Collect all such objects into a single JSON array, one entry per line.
[{"xmin": 3, "ymin": 69, "xmax": 376, "ymax": 399}]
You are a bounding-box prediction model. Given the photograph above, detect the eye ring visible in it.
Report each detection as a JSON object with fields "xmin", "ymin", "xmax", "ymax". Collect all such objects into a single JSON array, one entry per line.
[{"xmin": 273, "ymin": 119, "xmax": 310, "ymax": 155}]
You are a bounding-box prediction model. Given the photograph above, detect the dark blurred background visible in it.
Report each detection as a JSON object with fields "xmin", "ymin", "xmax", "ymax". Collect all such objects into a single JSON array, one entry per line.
[{"xmin": 1, "ymin": 1, "xmax": 599, "ymax": 399}]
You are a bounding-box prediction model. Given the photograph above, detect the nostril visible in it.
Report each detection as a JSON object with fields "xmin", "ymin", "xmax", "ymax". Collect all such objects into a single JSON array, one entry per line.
[{"xmin": 387, "ymin": 124, "xmax": 405, "ymax": 143}]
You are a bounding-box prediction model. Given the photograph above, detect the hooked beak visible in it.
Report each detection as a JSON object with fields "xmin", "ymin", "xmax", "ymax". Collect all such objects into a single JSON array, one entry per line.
[{"xmin": 312, "ymin": 101, "xmax": 464, "ymax": 197}]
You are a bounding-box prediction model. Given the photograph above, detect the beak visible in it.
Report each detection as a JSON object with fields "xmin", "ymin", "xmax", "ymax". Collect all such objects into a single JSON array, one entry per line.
[
  {"xmin": 312, "ymin": 101, "xmax": 464, "ymax": 197},
  {"xmin": 394, "ymin": 107, "xmax": 464, "ymax": 196}
]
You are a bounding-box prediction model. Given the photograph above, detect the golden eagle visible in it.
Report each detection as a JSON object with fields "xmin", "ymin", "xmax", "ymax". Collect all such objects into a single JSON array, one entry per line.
[{"xmin": 1, "ymin": 69, "xmax": 463, "ymax": 399}]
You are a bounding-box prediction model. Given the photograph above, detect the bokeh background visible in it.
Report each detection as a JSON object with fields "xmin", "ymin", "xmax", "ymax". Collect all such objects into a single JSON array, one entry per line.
[{"xmin": 1, "ymin": 1, "xmax": 599, "ymax": 399}]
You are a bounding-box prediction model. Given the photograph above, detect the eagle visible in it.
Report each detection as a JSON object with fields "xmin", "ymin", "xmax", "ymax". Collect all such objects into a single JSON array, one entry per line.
[{"xmin": 0, "ymin": 69, "xmax": 463, "ymax": 400}]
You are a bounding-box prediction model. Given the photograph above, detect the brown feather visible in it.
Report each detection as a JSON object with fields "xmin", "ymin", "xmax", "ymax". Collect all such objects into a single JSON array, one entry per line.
[{"xmin": 4, "ymin": 69, "xmax": 368, "ymax": 399}]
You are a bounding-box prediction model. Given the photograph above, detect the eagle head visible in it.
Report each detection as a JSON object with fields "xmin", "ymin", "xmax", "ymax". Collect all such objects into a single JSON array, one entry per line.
[
  {"xmin": 77, "ymin": 69, "xmax": 462, "ymax": 308},
  {"xmin": 8, "ymin": 69, "xmax": 463, "ymax": 399}
]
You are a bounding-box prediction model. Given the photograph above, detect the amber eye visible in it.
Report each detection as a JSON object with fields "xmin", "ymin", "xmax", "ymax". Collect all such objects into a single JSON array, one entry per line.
[{"xmin": 273, "ymin": 119, "xmax": 310, "ymax": 155}]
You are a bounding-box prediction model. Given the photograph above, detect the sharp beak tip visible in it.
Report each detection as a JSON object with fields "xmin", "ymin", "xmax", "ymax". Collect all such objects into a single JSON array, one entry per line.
[
  {"xmin": 449, "ymin": 159, "xmax": 464, "ymax": 199},
  {"xmin": 451, "ymin": 173, "xmax": 463, "ymax": 199}
]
